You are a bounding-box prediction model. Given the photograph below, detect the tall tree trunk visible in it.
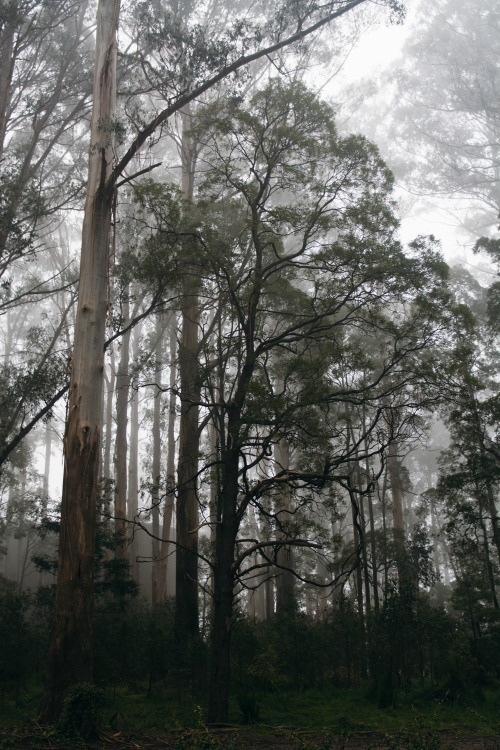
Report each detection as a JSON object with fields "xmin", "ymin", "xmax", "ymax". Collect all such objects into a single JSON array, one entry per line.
[
  {"xmin": 102, "ymin": 349, "xmax": 116, "ymax": 481},
  {"xmin": 39, "ymin": 419, "xmax": 52, "ymax": 586},
  {"xmin": 208, "ymin": 414, "xmax": 218, "ymax": 600},
  {"xmin": 175, "ymin": 104, "xmax": 200, "ymax": 643},
  {"xmin": 248, "ymin": 505, "xmax": 265, "ymax": 620},
  {"xmin": 158, "ymin": 314, "xmax": 177, "ymax": 601},
  {"xmin": 151, "ymin": 314, "xmax": 164, "ymax": 606},
  {"xmin": 367, "ymin": 489, "xmax": 379, "ymax": 611},
  {"xmin": 114, "ymin": 286, "xmax": 130, "ymax": 560},
  {"xmin": 39, "ymin": 0, "xmax": 120, "ymax": 720},
  {"xmin": 175, "ymin": 293, "xmax": 200, "ymax": 637},
  {"xmin": 362, "ymin": 402, "xmax": 379, "ymax": 611},
  {"xmin": 43, "ymin": 419, "xmax": 52, "ymax": 503},
  {"xmin": 350, "ymin": 491, "xmax": 364, "ymax": 614},
  {"xmin": 207, "ymin": 444, "xmax": 239, "ymax": 723},
  {"xmin": 127, "ymin": 323, "xmax": 140, "ymax": 585},
  {"xmin": 275, "ymin": 438, "xmax": 295, "ymax": 616},
  {"xmin": 476, "ymin": 479, "xmax": 499, "ymax": 609},
  {"xmin": 264, "ymin": 528, "xmax": 275, "ymax": 619},
  {"xmin": 387, "ymin": 441, "xmax": 407, "ymax": 587},
  {"xmin": 467, "ymin": 386, "xmax": 500, "ymax": 566},
  {"xmin": 379, "ymin": 466, "xmax": 389, "ymax": 602},
  {"xmin": 208, "ymin": 344, "xmax": 259, "ymax": 722},
  {"xmin": 0, "ymin": 3, "xmax": 16, "ymax": 160},
  {"xmin": 348, "ymin": 417, "xmax": 371, "ymax": 611},
  {"xmin": 358, "ymin": 490, "xmax": 371, "ymax": 610}
]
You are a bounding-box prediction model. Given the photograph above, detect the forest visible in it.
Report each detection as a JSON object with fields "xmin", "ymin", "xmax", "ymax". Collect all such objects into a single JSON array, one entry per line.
[{"xmin": 1, "ymin": 0, "xmax": 499, "ymax": 747}]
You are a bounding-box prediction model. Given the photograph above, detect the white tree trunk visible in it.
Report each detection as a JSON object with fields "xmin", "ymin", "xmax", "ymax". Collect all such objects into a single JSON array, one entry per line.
[{"xmin": 40, "ymin": 0, "xmax": 120, "ymax": 719}]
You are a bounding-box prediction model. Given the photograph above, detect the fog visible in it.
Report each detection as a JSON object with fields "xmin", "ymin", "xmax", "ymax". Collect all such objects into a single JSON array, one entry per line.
[{"xmin": 1, "ymin": 0, "xmax": 499, "ymax": 730}]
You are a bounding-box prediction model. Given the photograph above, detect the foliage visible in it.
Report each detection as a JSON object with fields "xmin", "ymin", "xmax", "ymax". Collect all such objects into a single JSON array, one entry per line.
[
  {"xmin": 386, "ymin": 712, "xmax": 441, "ymax": 750},
  {"xmin": 0, "ymin": 576, "xmax": 37, "ymax": 688},
  {"xmin": 2, "ymin": 0, "xmax": 500, "ymax": 736},
  {"xmin": 175, "ymin": 706, "xmax": 237, "ymax": 749},
  {"xmin": 229, "ymin": 592, "xmax": 474, "ymax": 711},
  {"xmin": 434, "ymin": 274, "xmax": 500, "ymax": 662},
  {"xmin": 56, "ymin": 682, "xmax": 104, "ymax": 742},
  {"xmin": 93, "ymin": 598, "xmax": 175, "ymax": 691}
]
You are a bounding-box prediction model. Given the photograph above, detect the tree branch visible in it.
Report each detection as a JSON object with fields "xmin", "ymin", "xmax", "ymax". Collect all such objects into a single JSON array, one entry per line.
[{"xmin": 108, "ymin": 0, "xmax": 370, "ymax": 189}]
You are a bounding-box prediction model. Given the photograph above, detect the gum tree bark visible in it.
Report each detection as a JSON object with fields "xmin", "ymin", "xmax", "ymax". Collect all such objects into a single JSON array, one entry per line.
[{"xmin": 39, "ymin": 0, "xmax": 120, "ymax": 720}]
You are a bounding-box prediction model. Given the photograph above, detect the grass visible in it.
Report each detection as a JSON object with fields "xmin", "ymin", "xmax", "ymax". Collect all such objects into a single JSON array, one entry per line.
[
  {"xmin": 227, "ymin": 686, "xmax": 500, "ymax": 738},
  {"xmin": 1, "ymin": 679, "xmax": 500, "ymax": 745}
]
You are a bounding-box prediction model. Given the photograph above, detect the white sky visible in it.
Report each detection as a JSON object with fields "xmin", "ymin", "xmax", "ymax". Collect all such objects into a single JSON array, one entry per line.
[{"xmin": 329, "ymin": 2, "xmax": 490, "ymax": 269}]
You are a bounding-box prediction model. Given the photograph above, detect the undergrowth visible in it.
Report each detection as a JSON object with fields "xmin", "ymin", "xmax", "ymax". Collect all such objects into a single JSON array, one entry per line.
[{"xmin": 1, "ymin": 682, "xmax": 500, "ymax": 748}]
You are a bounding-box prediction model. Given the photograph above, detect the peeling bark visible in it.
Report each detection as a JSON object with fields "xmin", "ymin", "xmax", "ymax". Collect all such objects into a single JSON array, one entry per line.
[{"xmin": 39, "ymin": 0, "xmax": 120, "ymax": 720}]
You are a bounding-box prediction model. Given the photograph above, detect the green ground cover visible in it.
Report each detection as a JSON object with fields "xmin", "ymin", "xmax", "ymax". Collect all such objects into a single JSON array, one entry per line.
[{"xmin": 1, "ymin": 681, "xmax": 499, "ymax": 746}]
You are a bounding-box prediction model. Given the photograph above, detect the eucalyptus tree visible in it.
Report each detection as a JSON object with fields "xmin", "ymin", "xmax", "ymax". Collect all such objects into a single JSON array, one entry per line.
[
  {"xmin": 148, "ymin": 79, "xmax": 447, "ymax": 721},
  {"xmin": 39, "ymin": 0, "xmax": 120, "ymax": 719},
  {"xmin": 40, "ymin": 0, "xmax": 405, "ymax": 718},
  {"xmin": 122, "ymin": 0, "xmax": 374, "ymax": 648},
  {"xmin": 436, "ymin": 276, "xmax": 500, "ymax": 617}
]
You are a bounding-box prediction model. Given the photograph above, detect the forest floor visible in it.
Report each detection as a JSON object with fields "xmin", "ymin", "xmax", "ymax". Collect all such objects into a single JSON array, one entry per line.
[
  {"xmin": 92, "ymin": 727, "xmax": 500, "ymax": 749},
  {"xmin": 2, "ymin": 723, "xmax": 500, "ymax": 749},
  {"xmin": 3, "ymin": 686, "xmax": 500, "ymax": 749}
]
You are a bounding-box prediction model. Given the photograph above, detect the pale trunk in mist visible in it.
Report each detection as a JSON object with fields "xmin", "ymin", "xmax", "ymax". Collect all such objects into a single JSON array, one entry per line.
[
  {"xmin": 158, "ymin": 315, "xmax": 177, "ymax": 602},
  {"xmin": 175, "ymin": 103, "xmax": 200, "ymax": 642},
  {"xmin": 39, "ymin": 0, "xmax": 120, "ymax": 719},
  {"xmin": 114, "ymin": 286, "xmax": 130, "ymax": 560},
  {"xmin": 151, "ymin": 314, "xmax": 164, "ymax": 606},
  {"xmin": 127, "ymin": 323, "xmax": 141, "ymax": 584}
]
